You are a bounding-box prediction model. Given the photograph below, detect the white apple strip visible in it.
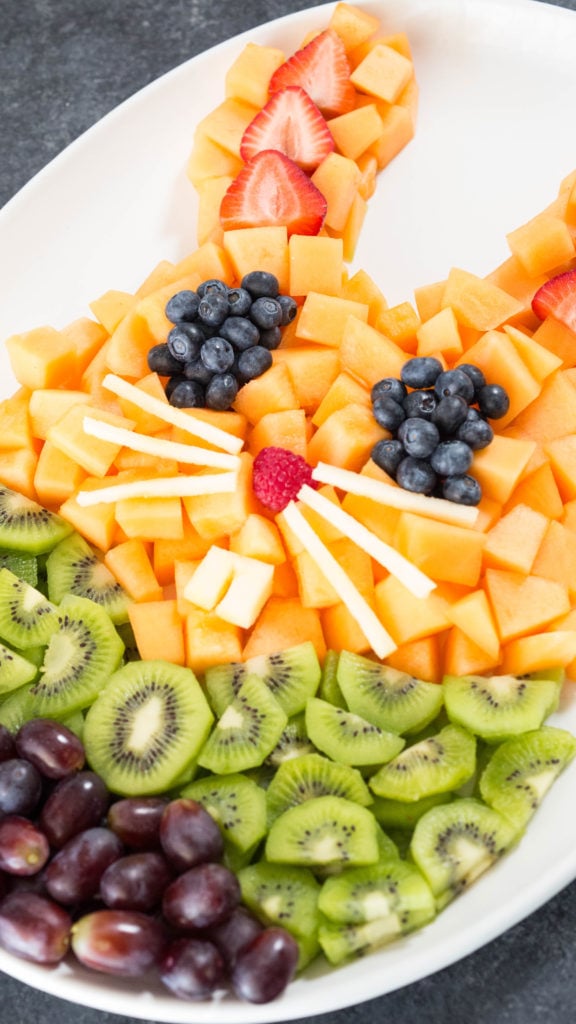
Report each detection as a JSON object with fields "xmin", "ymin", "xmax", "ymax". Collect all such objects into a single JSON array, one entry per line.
[
  {"xmin": 82, "ymin": 416, "xmax": 240, "ymax": 471},
  {"xmin": 312, "ymin": 462, "xmax": 479, "ymax": 527},
  {"xmin": 297, "ymin": 484, "xmax": 435, "ymax": 599},
  {"xmin": 102, "ymin": 373, "xmax": 243, "ymax": 455},
  {"xmin": 75, "ymin": 471, "xmax": 238, "ymax": 506},
  {"xmin": 282, "ymin": 500, "xmax": 397, "ymax": 660}
]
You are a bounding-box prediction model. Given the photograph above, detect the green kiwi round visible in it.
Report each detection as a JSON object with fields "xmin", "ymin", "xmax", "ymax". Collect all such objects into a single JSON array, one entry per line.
[{"xmin": 46, "ymin": 532, "xmax": 131, "ymax": 624}]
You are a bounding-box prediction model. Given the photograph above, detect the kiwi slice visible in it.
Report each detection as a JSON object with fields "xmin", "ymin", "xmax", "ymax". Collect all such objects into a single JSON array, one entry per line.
[
  {"xmin": 371, "ymin": 792, "xmax": 453, "ymax": 830},
  {"xmin": 0, "ymin": 642, "xmax": 38, "ymax": 694},
  {"xmin": 0, "ymin": 683, "xmax": 35, "ymax": 732},
  {"xmin": 29, "ymin": 595, "xmax": 125, "ymax": 717},
  {"xmin": 369, "ymin": 724, "xmax": 476, "ymax": 802},
  {"xmin": 305, "ymin": 696, "xmax": 405, "ymax": 767},
  {"xmin": 410, "ymin": 797, "xmax": 517, "ymax": 906},
  {"xmin": 197, "ymin": 675, "xmax": 287, "ymax": 775},
  {"xmin": 205, "ymin": 641, "xmax": 321, "ymax": 718},
  {"xmin": 181, "ymin": 773, "xmax": 267, "ymax": 853},
  {"xmin": 265, "ymin": 794, "xmax": 380, "ymax": 869},
  {"xmin": 83, "ymin": 659, "xmax": 214, "ymax": 795},
  {"xmin": 0, "ymin": 551, "xmax": 38, "ymax": 587},
  {"xmin": 443, "ymin": 672, "xmax": 560, "ymax": 744},
  {"xmin": 265, "ymin": 752, "xmax": 373, "ymax": 825},
  {"xmin": 318, "ymin": 649, "xmax": 347, "ymax": 709},
  {"xmin": 265, "ymin": 713, "xmax": 316, "ymax": 766},
  {"xmin": 46, "ymin": 533, "xmax": 131, "ymax": 625},
  {"xmin": 319, "ymin": 858, "xmax": 436, "ymax": 928},
  {"xmin": 337, "ymin": 652, "xmax": 444, "ymax": 735},
  {"xmin": 239, "ymin": 860, "xmax": 321, "ymax": 967},
  {"xmin": 0, "ymin": 568, "xmax": 59, "ymax": 650},
  {"xmin": 479, "ymin": 725, "xmax": 576, "ymax": 828},
  {"xmin": 0, "ymin": 485, "xmax": 72, "ymax": 554}
]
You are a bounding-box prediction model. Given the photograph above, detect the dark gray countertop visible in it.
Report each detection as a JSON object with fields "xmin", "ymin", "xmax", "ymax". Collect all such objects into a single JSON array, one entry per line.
[{"xmin": 2, "ymin": 0, "xmax": 576, "ymax": 1021}]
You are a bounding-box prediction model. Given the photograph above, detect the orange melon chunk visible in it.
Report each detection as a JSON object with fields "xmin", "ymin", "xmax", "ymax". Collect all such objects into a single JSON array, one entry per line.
[
  {"xmin": 184, "ymin": 610, "xmax": 243, "ymax": 674},
  {"xmin": 307, "ymin": 403, "xmax": 385, "ymax": 471},
  {"xmin": 183, "ymin": 452, "xmax": 256, "ymax": 541},
  {"xmin": 385, "ymin": 635, "xmax": 442, "ymax": 684},
  {"xmin": 34, "ymin": 442, "xmax": 87, "ymax": 508},
  {"xmin": 272, "ymin": 348, "xmax": 341, "ymax": 412},
  {"xmin": 90, "ymin": 290, "xmax": 136, "ymax": 334},
  {"xmin": 321, "ymin": 601, "xmax": 372, "ymax": 655},
  {"xmin": 532, "ymin": 317, "xmax": 576, "ymax": 368},
  {"xmin": 224, "ymin": 42, "xmax": 285, "ymax": 108},
  {"xmin": 545, "ymin": 435, "xmax": 576, "ymax": 502},
  {"xmin": 395, "ymin": 512, "xmax": 485, "ymax": 587},
  {"xmin": 28, "ymin": 390, "xmax": 88, "ymax": 441},
  {"xmin": 327, "ymin": 105, "xmax": 384, "ymax": 161},
  {"xmin": 129, "ymin": 599, "xmax": 185, "ymax": 665},
  {"xmin": 457, "ymin": 330, "xmax": 540, "ymax": 428},
  {"xmin": 248, "ymin": 409, "xmax": 308, "ymax": 458},
  {"xmin": 187, "ymin": 136, "xmax": 244, "ymax": 188},
  {"xmin": 350, "ymin": 43, "xmax": 413, "ymax": 103},
  {"xmin": 222, "ymin": 226, "xmax": 289, "ymax": 294},
  {"xmin": 367, "ymin": 104, "xmax": 414, "ymax": 170},
  {"xmin": 295, "ymin": 293, "xmax": 369, "ymax": 347},
  {"xmin": 62, "ymin": 318, "xmax": 109, "ymax": 381},
  {"xmin": 289, "ymin": 236, "xmax": 344, "ymax": 297},
  {"xmin": 48, "ymin": 405, "xmax": 136, "ymax": 478},
  {"xmin": 58, "ymin": 486, "xmax": 117, "ymax": 552},
  {"xmin": 339, "ymin": 316, "xmax": 406, "ymax": 386},
  {"xmin": 531, "ymin": 520, "xmax": 576, "ymax": 598},
  {"xmin": 242, "ymin": 597, "xmax": 326, "ymax": 662},
  {"xmin": 229, "ymin": 514, "xmax": 286, "ymax": 565},
  {"xmin": 0, "ymin": 391, "xmax": 33, "ymax": 451},
  {"xmin": 445, "ymin": 590, "xmax": 500, "ymax": 660},
  {"xmin": 196, "ymin": 97, "xmax": 259, "ymax": 158},
  {"xmin": 484, "ymin": 568, "xmax": 570, "ymax": 643},
  {"xmin": 341, "ymin": 269, "xmax": 388, "ymax": 323},
  {"xmin": 374, "ymin": 302, "xmax": 420, "ymax": 353},
  {"xmin": 442, "ymin": 268, "xmax": 523, "ymax": 331},
  {"xmin": 501, "ymin": 631, "xmax": 576, "ymax": 676},
  {"xmin": 502, "ymin": 370, "xmax": 576, "ymax": 444},
  {"xmin": 416, "ymin": 306, "xmax": 462, "ymax": 360},
  {"xmin": 503, "ymin": 325, "xmax": 563, "ymax": 383},
  {"xmin": 115, "ymin": 495, "xmax": 184, "ymax": 541},
  {"xmin": 233, "ymin": 363, "xmax": 299, "ymax": 424},
  {"xmin": 471, "ymin": 434, "xmax": 536, "ymax": 505},
  {"xmin": 328, "ymin": 3, "xmax": 380, "ymax": 52},
  {"xmin": 482, "ymin": 504, "xmax": 550, "ymax": 574},
  {"xmin": 311, "ymin": 372, "xmax": 371, "ymax": 427},
  {"xmin": 0, "ymin": 449, "xmax": 37, "ymax": 500},
  {"xmin": 507, "ymin": 214, "xmax": 575, "ymax": 277},
  {"xmin": 311, "ymin": 153, "xmax": 361, "ymax": 232},
  {"xmin": 6, "ymin": 327, "xmax": 78, "ymax": 391},
  {"xmin": 153, "ymin": 521, "xmax": 214, "ymax": 586},
  {"xmin": 504, "ymin": 460, "xmax": 564, "ymax": 520},
  {"xmin": 443, "ymin": 626, "xmax": 502, "ymax": 677},
  {"xmin": 104, "ymin": 540, "xmax": 163, "ymax": 603},
  {"xmin": 374, "ymin": 575, "xmax": 450, "ymax": 646}
]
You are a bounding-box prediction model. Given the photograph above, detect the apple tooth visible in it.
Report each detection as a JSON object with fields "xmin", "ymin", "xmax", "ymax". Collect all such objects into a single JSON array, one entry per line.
[
  {"xmin": 281, "ymin": 499, "xmax": 396, "ymax": 660},
  {"xmin": 311, "ymin": 462, "xmax": 480, "ymax": 527},
  {"xmin": 183, "ymin": 548, "xmax": 274, "ymax": 629},
  {"xmin": 82, "ymin": 416, "xmax": 241, "ymax": 471},
  {"xmin": 182, "ymin": 545, "xmax": 236, "ymax": 610},
  {"xmin": 102, "ymin": 373, "xmax": 244, "ymax": 455},
  {"xmin": 75, "ymin": 471, "xmax": 239, "ymax": 506},
  {"xmin": 296, "ymin": 483, "xmax": 435, "ymax": 600}
]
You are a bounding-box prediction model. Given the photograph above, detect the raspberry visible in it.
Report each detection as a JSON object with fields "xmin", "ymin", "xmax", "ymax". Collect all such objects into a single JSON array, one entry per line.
[{"xmin": 252, "ymin": 447, "xmax": 317, "ymax": 513}]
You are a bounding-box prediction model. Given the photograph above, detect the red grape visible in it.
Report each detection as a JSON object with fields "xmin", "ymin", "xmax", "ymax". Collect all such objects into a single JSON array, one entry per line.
[
  {"xmin": 71, "ymin": 909, "xmax": 166, "ymax": 976},
  {"xmin": 15, "ymin": 718, "xmax": 85, "ymax": 779},
  {"xmin": 40, "ymin": 770, "xmax": 109, "ymax": 847},
  {"xmin": 0, "ymin": 816, "xmax": 50, "ymax": 876},
  {"xmin": 206, "ymin": 906, "xmax": 263, "ymax": 968},
  {"xmin": 0, "ymin": 758, "xmax": 42, "ymax": 817},
  {"xmin": 45, "ymin": 826, "xmax": 123, "ymax": 905},
  {"xmin": 107, "ymin": 796, "xmax": 168, "ymax": 849},
  {"xmin": 163, "ymin": 862, "xmax": 240, "ymax": 930},
  {"xmin": 231, "ymin": 927, "xmax": 299, "ymax": 1004},
  {"xmin": 160, "ymin": 937, "xmax": 226, "ymax": 1000},
  {"xmin": 0, "ymin": 725, "xmax": 16, "ymax": 764},
  {"xmin": 0, "ymin": 891, "xmax": 71, "ymax": 964},
  {"xmin": 100, "ymin": 852, "xmax": 173, "ymax": 912},
  {"xmin": 160, "ymin": 798, "xmax": 224, "ymax": 871}
]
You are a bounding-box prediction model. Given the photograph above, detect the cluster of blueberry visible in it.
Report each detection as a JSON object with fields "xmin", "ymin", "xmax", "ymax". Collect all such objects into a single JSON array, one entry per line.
[
  {"xmin": 147, "ymin": 272, "xmax": 297, "ymax": 410},
  {"xmin": 369, "ymin": 356, "xmax": 510, "ymax": 505}
]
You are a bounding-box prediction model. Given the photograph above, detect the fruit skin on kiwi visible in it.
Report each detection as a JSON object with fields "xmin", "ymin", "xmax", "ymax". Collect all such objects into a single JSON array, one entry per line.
[
  {"xmin": 0, "ymin": 642, "xmax": 38, "ymax": 695},
  {"xmin": 305, "ymin": 696, "xmax": 405, "ymax": 767},
  {"xmin": 181, "ymin": 772, "xmax": 267, "ymax": 854},
  {"xmin": 204, "ymin": 641, "xmax": 321, "ymax": 718},
  {"xmin": 238, "ymin": 860, "xmax": 321, "ymax": 969},
  {"xmin": 0, "ymin": 486, "xmax": 73, "ymax": 554},
  {"xmin": 265, "ymin": 713, "xmax": 317, "ymax": 767},
  {"xmin": 337, "ymin": 652, "xmax": 444, "ymax": 735},
  {"xmin": 265, "ymin": 794, "xmax": 381, "ymax": 870},
  {"xmin": 83, "ymin": 659, "xmax": 214, "ymax": 796},
  {"xmin": 318, "ymin": 650, "xmax": 347, "ymax": 709},
  {"xmin": 371, "ymin": 792, "xmax": 453, "ymax": 830},
  {"xmin": 0, "ymin": 568, "xmax": 59, "ymax": 650},
  {"xmin": 318, "ymin": 858, "xmax": 436, "ymax": 929},
  {"xmin": 265, "ymin": 752, "xmax": 373, "ymax": 825},
  {"xmin": 368, "ymin": 724, "xmax": 477, "ymax": 802},
  {"xmin": 479, "ymin": 725, "xmax": 576, "ymax": 829},
  {"xmin": 443, "ymin": 672, "xmax": 560, "ymax": 744},
  {"xmin": 46, "ymin": 533, "xmax": 131, "ymax": 625},
  {"xmin": 197, "ymin": 675, "xmax": 288, "ymax": 775}
]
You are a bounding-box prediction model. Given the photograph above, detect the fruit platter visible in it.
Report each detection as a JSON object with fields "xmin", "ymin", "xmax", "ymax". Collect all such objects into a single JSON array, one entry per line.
[{"xmin": 2, "ymin": 0, "xmax": 576, "ymax": 1020}]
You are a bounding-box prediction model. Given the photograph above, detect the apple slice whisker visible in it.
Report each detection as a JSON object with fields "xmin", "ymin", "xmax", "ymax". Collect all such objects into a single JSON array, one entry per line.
[
  {"xmin": 75, "ymin": 471, "xmax": 239, "ymax": 506},
  {"xmin": 82, "ymin": 416, "xmax": 240, "ymax": 471}
]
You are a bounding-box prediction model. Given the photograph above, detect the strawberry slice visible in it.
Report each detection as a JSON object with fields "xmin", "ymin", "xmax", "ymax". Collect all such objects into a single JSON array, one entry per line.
[
  {"xmin": 532, "ymin": 269, "xmax": 576, "ymax": 333},
  {"xmin": 268, "ymin": 29, "xmax": 356, "ymax": 119},
  {"xmin": 219, "ymin": 150, "xmax": 327, "ymax": 237},
  {"xmin": 240, "ymin": 86, "xmax": 335, "ymax": 172}
]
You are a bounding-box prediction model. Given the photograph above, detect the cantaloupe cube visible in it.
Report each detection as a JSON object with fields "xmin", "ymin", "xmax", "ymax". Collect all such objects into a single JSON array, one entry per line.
[
  {"xmin": 329, "ymin": 3, "xmax": 380, "ymax": 52},
  {"xmin": 368, "ymin": 104, "xmax": 414, "ymax": 169},
  {"xmin": 225, "ymin": 42, "xmax": 285, "ymax": 106},
  {"xmin": 0, "ymin": 391, "xmax": 33, "ymax": 451},
  {"xmin": 484, "ymin": 568, "xmax": 570, "ymax": 643},
  {"xmin": 311, "ymin": 153, "xmax": 361, "ymax": 233},
  {"xmin": 485, "ymin": 255, "xmax": 548, "ymax": 310},
  {"xmin": 276, "ymin": 487, "xmax": 345, "ymax": 558},
  {"xmin": 341, "ymin": 491, "xmax": 401, "ymax": 546},
  {"xmin": 170, "ymin": 408, "xmax": 247, "ymax": 449},
  {"xmin": 6, "ymin": 327, "xmax": 78, "ymax": 390},
  {"xmin": 248, "ymin": 408, "xmax": 308, "ymax": 459},
  {"xmin": 532, "ymin": 316, "xmax": 576, "ymax": 368},
  {"xmin": 505, "ymin": 461, "xmax": 563, "ymax": 520},
  {"xmin": 242, "ymin": 597, "xmax": 326, "ymax": 661},
  {"xmin": 443, "ymin": 626, "xmax": 502, "ymax": 677},
  {"xmin": 134, "ymin": 261, "xmax": 180, "ymax": 299},
  {"xmin": 289, "ymin": 236, "xmax": 344, "ymax": 297},
  {"xmin": 457, "ymin": 330, "xmax": 540, "ymax": 428},
  {"xmin": 271, "ymin": 348, "xmax": 340, "ymax": 413},
  {"xmin": 544, "ymin": 435, "xmax": 576, "ymax": 501},
  {"xmin": 196, "ymin": 98, "xmax": 259, "ymax": 157},
  {"xmin": 482, "ymin": 503, "xmax": 550, "ymax": 574},
  {"xmin": 374, "ymin": 575, "xmax": 451, "ymax": 646},
  {"xmin": 184, "ymin": 610, "xmax": 243, "ymax": 674},
  {"xmin": 61, "ymin": 318, "xmax": 109, "ymax": 381},
  {"xmin": 28, "ymin": 389, "xmax": 88, "ymax": 441},
  {"xmin": 295, "ymin": 293, "xmax": 369, "ymax": 347},
  {"xmin": 471, "ymin": 435, "xmax": 537, "ymax": 505},
  {"xmin": 501, "ymin": 631, "xmax": 576, "ymax": 675},
  {"xmin": 531, "ymin": 519, "xmax": 576, "ymax": 598},
  {"xmin": 58, "ymin": 487, "xmax": 117, "ymax": 551},
  {"xmin": 115, "ymin": 496, "xmax": 184, "ymax": 541},
  {"xmin": 414, "ymin": 280, "xmax": 446, "ymax": 323},
  {"xmin": 272, "ymin": 561, "xmax": 299, "ymax": 598},
  {"xmin": 396, "ymin": 76, "xmax": 419, "ymax": 126},
  {"xmin": 187, "ymin": 135, "xmax": 244, "ymax": 187},
  {"xmin": 196, "ymin": 176, "xmax": 232, "ymax": 246},
  {"xmin": 135, "ymin": 275, "xmax": 199, "ymax": 347},
  {"xmin": 445, "ymin": 590, "xmax": 500, "ymax": 660},
  {"xmin": 114, "ymin": 373, "xmax": 170, "ymax": 435},
  {"xmin": 104, "ymin": 540, "xmax": 163, "ymax": 603},
  {"xmin": 34, "ymin": 442, "xmax": 87, "ymax": 508},
  {"xmin": 103, "ymin": 309, "xmax": 156, "ymax": 380},
  {"xmin": 173, "ymin": 242, "xmax": 234, "ymax": 286},
  {"xmin": 223, "ymin": 226, "xmax": 290, "ymax": 294},
  {"xmin": 48, "ymin": 405, "xmax": 136, "ymax": 477},
  {"xmin": 0, "ymin": 448, "xmax": 37, "ymax": 500},
  {"xmin": 173, "ymin": 560, "xmax": 201, "ymax": 617},
  {"xmin": 442, "ymin": 268, "xmax": 523, "ymax": 331},
  {"xmin": 307, "ymin": 403, "xmax": 385, "ymax": 471},
  {"xmin": 153, "ymin": 521, "xmax": 214, "ymax": 585},
  {"xmin": 230, "ymin": 514, "xmax": 286, "ymax": 565},
  {"xmin": 294, "ymin": 550, "xmax": 339, "ymax": 608},
  {"xmin": 507, "ymin": 214, "xmax": 575, "ymax": 277},
  {"xmin": 355, "ymin": 151, "xmax": 379, "ymax": 199},
  {"xmin": 321, "ymin": 601, "xmax": 372, "ymax": 655},
  {"xmin": 312, "ymin": 372, "xmax": 371, "ymax": 427},
  {"xmin": 416, "ymin": 306, "xmax": 462, "ymax": 360},
  {"xmin": 374, "ymin": 302, "xmax": 420, "ymax": 353},
  {"xmin": 129, "ymin": 600, "xmax": 185, "ymax": 665},
  {"xmin": 327, "ymin": 105, "xmax": 384, "ymax": 161},
  {"xmin": 337, "ymin": 191, "xmax": 367, "ymax": 262},
  {"xmin": 341, "ymin": 269, "xmax": 388, "ymax": 323},
  {"xmin": 233, "ymin": 363, "xmax": 299, "ymax": 424},
  {"xmin": 90, "ymin": 290, "xmax": 136, "ymax": 334},
  {"xmin": 383, "ymin": 635, "xmax": 440, "ymax": 683},
  {"xmin": 395, "ymin": 512, "xmax": 485, "ymax": 587},
  {"xmin": 184, "ymin": 452, "xmax": 257, "ymax": 541},
  {"xmin": 503, "ymin": 325, "xmax": 563, "ymax": 382},
  {"xmin": 351, "ymin": 44, "xmax": 413, "ymax": 103},
  {"xmin": 339, "ymin": 316, "xmax": 406, "ymax": 385},
  {"xmin": 505, "ymin": 370, "xmax": 576, "ymax": 443}
]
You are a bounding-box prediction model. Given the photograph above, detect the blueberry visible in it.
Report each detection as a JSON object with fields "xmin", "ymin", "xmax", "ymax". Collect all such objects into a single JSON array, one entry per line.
[
  {"xmin": 165, "ymin": 290, "xmax": 200, "ymax": 324},
  {"xmin": 396, "ymin": 457, "xmax": 437, "ymax": 495},
  {"xmin": 237, "ymin": 346, "xmax": 273, "ymax": 382},
  {"xmin": 403, "ymin": 390, "xmax": 437, "ymax": 420},
  {"xmin": 168, "ymin": 380, "xmax": 206, "ymax": 408},
  {"xmin": 258, "ymin": 327, "xmax": 283, "ymax": 350},
  {"xmin": 372, "ymin": 396, "xmax": 406, "ymax": 432},
  {"xmin": 277, "ymin": 294, "xmax": 298, "ymax": 325},
  {"xmin": 147, "ymin": 344, "xmax": 184, "ymax": 376},
  {"xmin": 241, "ymin": 271, "xmax": 280, "ymax": 299},
  {"xmin": 458, "ymin": 362, "xmax": 486, "ymax": 396},
  {"xmin": 371, "ymin": 377, "xmax": 407, "ymax": 405},
  {"xmin": 431, "ymin": 395, "xmax": 469, "ymax": 435},
  {"xmin": 371, "ymin": 439, "xmax": 405, "ymax": 478},
  {"xmin": 197, "ymin": 278, "xmax": 229, "ymax": 298},
  {"xmin": 167, "ymin": 325, "xmax": 202, "ymax": 363},
  {"xmin": 401, "ymin": 357, "xmax": 443, "ymax": 389},
  {"xmin": 457, "ymin": 414, "xmax": 493, "ymax": 450},
  {"xmin": 198, "ymin": 292, "xmax": 230, "ymax": 327},
  {"xmin": 250, "ymin": 297, "xmax": 283, "ymax": 330},
  {"xmin": 477, "ymin": 383, "xmax": 510, "ymax": 419},
  {"xmin": 397, "ymin": 417, "xmax": 440, "ymax": 459},
  {"xmin": 430, "ymin": 440, "xmax": 473, "ymax": 476},
  {"xmin": 205, "ymin": 374, "xmax": 239, "ymax": 411},
  {"xmin": 227, "ymin": 287, "xmax": 252, "ymax": 316},
  {"xmin": 165, "ymin": 376, "xmax": 187, "ymax": 400},
  {"xmin": 442, "ymin": 474, "xmax": 482, "ymax": 506},
  {"xmin": 200, "ymin": 337, "xmax": 236, "ymax": 374},
  {"xmin": 219, "ymin": 317, "xmax": 260, "ymax": 351},
  {"xmin": 434, "ymin": 369, "xmax": 475, "ymax": 404},
  {"xmin": 184, "ymin": 357, "xmax": 213, "ymax": 384}
]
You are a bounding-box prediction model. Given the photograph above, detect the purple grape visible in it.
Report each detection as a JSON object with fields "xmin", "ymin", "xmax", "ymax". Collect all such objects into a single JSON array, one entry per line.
[
  {"xmin": 0, "ymin": 816, "xmax": 50, "ymax": 876},
  {"xmin": 163, "ymin": 862, "xmax": 240, "ymax": 931},
  {"xmin": 107, "ymin": 796, "xmax": 169, "ymax": 849},
  {"xmin": 206, "ymin": 906, "xmax": 263, "ymax": 968},
  {"xmin": 0, "ymin": 758, "xmax": 42, "ymax": 818},
  {"xmin": 0, "ymin": 891, "xmax": 72, "ymax": 964},
  {"xmin": 100, "ymin": 852, "xmax": 173, "ymax": 912},
  {"xmin": 40, "ymin": 770, "xmax": 109, "ymax": 848},
  {"xmin": 71, "ymin": 909, "xmax": 167, "ymax": 977},
  {"xmin": 231, "ymin": 927, "xmax": 299, "ymax": 1004},
  {"xmin": 0, "ymin": 725, "xmax": 16, "ymax": 763},
  {"xmin": 160, "ymin": 798, "xmax": 224, "ymax": 871},
  {"xmin": 15, "ymin": 718, "xmax": 85, "ymax": 779},
  {"xmin": 45, "ymin": 826, "xmax": 123, "ymax": 905},
  {"xmin": 159, "ymin": 937, "xmax": 226, "ymax": 1000}
]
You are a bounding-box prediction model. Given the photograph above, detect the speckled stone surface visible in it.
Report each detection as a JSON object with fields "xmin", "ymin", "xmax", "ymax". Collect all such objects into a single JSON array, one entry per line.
[{"xmin": 2, "ymin": 0, "xmax": 576, "ymax": 1021}]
